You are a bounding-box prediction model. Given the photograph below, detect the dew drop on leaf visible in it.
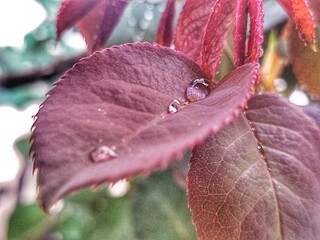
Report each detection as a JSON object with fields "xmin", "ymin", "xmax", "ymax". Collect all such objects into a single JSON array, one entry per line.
[
  {"xmin": 186, "ymin": 78, "xmax": 211, "ymax": 102},
  {"xmin": 167, "ymin": 99, "xmax": 183, "ymax": 113},
  {"xmin": 90, "ymin": 145, "xmax": 118, "ymax": 163}
]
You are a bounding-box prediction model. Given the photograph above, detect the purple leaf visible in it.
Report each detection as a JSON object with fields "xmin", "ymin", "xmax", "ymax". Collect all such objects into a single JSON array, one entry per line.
[
  {"xmin": 234, "ymin": 0, "xmax": 248, "ymax": 67},
  {"xmin": 56, "ymin": 0, "xmax": 129, "ymax": 53},
  {"xmin": 201, "ymin": 0, "xmax": 237, "ymax": 79},
  {"xmin": 188, "ymin": 93, "xmax": 320, "ymax": 240},
  {"xmin": 155, "ymin": 0, "xmax": 175, "ymax": 47},
  {"xmin": 56, "ymin": 0, "xmax": 100, "ymax": 40},
  {"xmin": 303, "ymin": 103, "xmax": 320, "ymax": 128},
  {"xmin": 174, "ymin": 0, "xmax": 214, "ymax": 64},
  {"xmin": 246, "ymin": 0, "xmax": 264, "ymax": 63},
  {"xmin": 77, "ymin": 0, "xmax": 129, "ymax": 53},
  {"xmin": 31, "ymin": 43, "xmax": 258, "ymax": 211}
]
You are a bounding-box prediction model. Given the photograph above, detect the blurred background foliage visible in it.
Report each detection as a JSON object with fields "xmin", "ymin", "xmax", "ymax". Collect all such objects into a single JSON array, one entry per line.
[{"xmin": 0, "ymin": 0, "xmax": 309, "ymax": 239}]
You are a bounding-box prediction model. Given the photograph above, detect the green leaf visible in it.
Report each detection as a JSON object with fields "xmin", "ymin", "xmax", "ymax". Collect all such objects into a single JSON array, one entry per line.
[{"xmin": 132, "ymin": 170, "xmax": 197, "ymax": 240}]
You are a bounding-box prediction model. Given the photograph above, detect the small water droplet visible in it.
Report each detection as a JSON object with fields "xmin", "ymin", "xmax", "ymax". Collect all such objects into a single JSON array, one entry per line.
[
  {"xmin": 90, "ymin": 146, "xmax": 117, "ymax": 163},
  {"xmin": 256, "ymin": 145, "xmax": 263, "ymax": 150},
  {"xmin": 258, "ymin": 48, "xmax": 264, "ymax": 57},
  {"xmin": 168, "ymin": 99, "xmax": 182, "ymax": 113},
  {"xmin": 97, "ymin": 108, "xmax": 102, "ymax": 112},
  {"xmin": 186, "ymin": 78, "xmax": 211, "ymax": 102}
]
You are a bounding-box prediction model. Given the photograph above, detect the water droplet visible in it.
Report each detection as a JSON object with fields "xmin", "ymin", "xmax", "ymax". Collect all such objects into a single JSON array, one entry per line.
[
  {"xmin": 186, "ymin": 78, "xmax": 211, "ymax": 102},
  {"xmin": 258, "ymin": 48, "xmax": 264, "ymax": 57},
  {"xmin": 257, "ymin": 145, "xmax": 263, "ymax": 150},
  {"xmin": 90, "ymin": 146, "xmax": 117, "ymax": 163},
  {"xmin": 168, "ymin": 99, "xmax": 182, "ymax": 113},
  {"xmin": 97, "ymin": 108, "xmax": 102, "ymax": 112}
]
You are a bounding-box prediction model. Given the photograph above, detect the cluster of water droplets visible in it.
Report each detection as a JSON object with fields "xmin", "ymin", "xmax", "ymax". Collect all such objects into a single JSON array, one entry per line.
[
  {"xmin": 167, "ymin": 78, "xmax": 211, "ymax": 114},
  {"xmin": 90, "ymin": 145, "xmax": 118, "ymax": 163}
]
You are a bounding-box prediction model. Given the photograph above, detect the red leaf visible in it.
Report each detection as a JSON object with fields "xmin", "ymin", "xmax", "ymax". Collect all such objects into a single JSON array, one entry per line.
[
  {"xmin": 234, "ymin": 0, "xmax": 248, "ymax": 67},
  {"xmin": 56, "ymin": 0, "xmax": 100, "ymax": 40},
  {"xmin": 201, "ymin": 0, "xmax": 237, "ymax": 79},
  {"xmin": 77, "ymin": 0, "xmax": 129, "ymax": 53},
  {"xmin": 31, "ymin": 43, "xmax": 258, "ymax": 211},
  {"xmin": 289, "ymin": 27, "xmax": 320, "ymax": 97},
  {"xmin": 277, "ymin": 0, "xmax": 316, "ymax": 47},
  {"xmin": 155, "ymin": 0, "xmax": 175, "ymax": 47},
  {"xmin": 188, "ymin": 93, "xmax": 320, "ymax": 240},
  {"xmin": 246, "ymin": 0, "xmax": 264, "ymax": 63},
  {"xmin": 174, "ymin": 0, "xmax": 213, "ymax": 64}
]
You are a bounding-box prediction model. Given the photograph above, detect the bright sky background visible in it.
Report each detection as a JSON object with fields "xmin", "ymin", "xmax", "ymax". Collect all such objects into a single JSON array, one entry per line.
[{"xmin": 0, "ymin": 0, "xmax": 46, "ymax": 47}]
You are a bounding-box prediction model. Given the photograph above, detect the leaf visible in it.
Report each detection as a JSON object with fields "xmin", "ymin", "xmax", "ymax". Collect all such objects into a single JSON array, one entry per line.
[
  {"xmin": 201, "ymin": 0, "xmax": 237, "ymax": 78},
  {"xmin": 77, "ymin": 0, "xmax": 129, "ymax": 53},
  {"xmin": 174, "ymin": 0, "xmax": 213, "ymax": 64},
  {"xmin": 56, "ymin": 0, "xmax": 129, "ymax": 53},
  {"xmin": 246, "ymin": 0, "xmax": 264, "ymax": 63},
  {"xmin": 31, "ymin": 43, "xmax": 258, "ymax": 211},
  {"xmin": 302, "ymin": 103, "xmax": 320, "ymax": 128},
  {"xmin": 277, "ymin": 0, "xmax": 316, "ymax": 47},
  {"xmin": 289, "ymin": 27, "xmax": 320, "ymax": 97},
  {"xmin": 56, "ymin": 0, "xmax": 100, "ymax": 39},
  {"xmin": 155, "ymin": 0, "xmax": 175, "ymax": 47},
  {"xmin": 188, "ymin": 93, "xmax": 320, "ymax": 240},
  {"xmin": 132, "ymin": 170, "xmax": 196, "ymax": 240},
  {"xmin": 234, "ymin": 0, "xmax": 248, "ymax": 67}
]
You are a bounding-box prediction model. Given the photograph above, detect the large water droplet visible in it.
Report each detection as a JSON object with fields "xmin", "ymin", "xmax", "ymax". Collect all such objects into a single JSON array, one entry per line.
[
  {"xmin": 186, "ymin": 78, "xmax": 211, "ymax": 102},
  {"xmin": 90, "ymin": 145, "xmax": 117, "ymax": 163},
  {"xmin": 168, "ymin": 99, "xmax": 182, "ymax": 113}
]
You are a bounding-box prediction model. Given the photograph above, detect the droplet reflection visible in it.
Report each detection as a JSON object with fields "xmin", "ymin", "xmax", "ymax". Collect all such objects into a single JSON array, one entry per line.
[
  {"xmin": 90, "ymin": 145, "xmax": 117, "ymax": 163},
  {"xmin": 186, "ymin": 78, "xmax": 211, "ymax": 102}
]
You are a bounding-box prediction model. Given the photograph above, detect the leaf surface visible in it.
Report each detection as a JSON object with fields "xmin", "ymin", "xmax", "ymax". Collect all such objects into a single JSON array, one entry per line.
[
  {"xmin": 56, "ymin": 0, "xmax": 100, "ymax": 39},
  {"xmin": 77, "ymin": 0, "xmax": 129, "ymax": 53},
  {"xmin": 289, "ymin": 28, "xmax": 320, "ymax": 97},
  {"xmin": 201, "ymin": 0, "xmax": 237, "ymax": 78},
  {"xmin": 234, "ymin": 0, "xmax": 248, "ymax": 67},
  {"xmin": 188, "ymin": 93, "xmax": 320, "ymax": 240},
  {"xmin": 277, "ymin": 0, "xmax": 316, "ymax": 46},
  {"xmin": 246, "ymin": 0, "xmax": 264, "ymax": 63},
  {"xmin": 155, "ymin": 0, "xmax": 175, "ymax": 47},
  {"xmin": 31, "ymin": 43, "xmax": 258, "ymax": 211},
  {"xmin": 174, "ymin": 0, "xmax": 214, "ymax": 64}
]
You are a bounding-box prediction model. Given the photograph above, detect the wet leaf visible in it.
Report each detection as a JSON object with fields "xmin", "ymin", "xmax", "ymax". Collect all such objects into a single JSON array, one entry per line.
[
  {"xmin": 155, "ymin": 0, "xmax": 175, "ymax": 47},
  {"xmin": 31, "ymin": 43, "xmax": 258, "ymax": 211},
  {"xmin": 201, "ymin": 0, "xmax": 237, "ymax": 78},
  {"xmin": 289, "ymin": 28, "xmax": 320, "ymax": 97},
  {"xmin": 277, "ymin": 0, "xmax": 316, "ymax": 47},
  {"xmin": 188, "ymin": 93, "xmax": 320, "ymax": 240},
  {"xmin": 174, "ymin": 0, "xmax": 213, "ymax": 64}
]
